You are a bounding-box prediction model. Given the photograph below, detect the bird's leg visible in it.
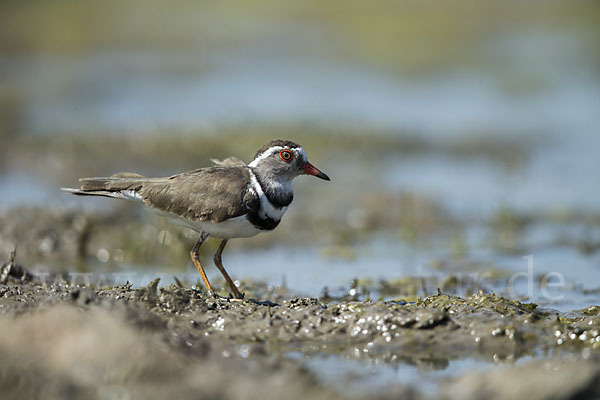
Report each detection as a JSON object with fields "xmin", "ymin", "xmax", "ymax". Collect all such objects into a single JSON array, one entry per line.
[
  {"xmin": 213, "ymin": 239, "xmax": 244, "ymax": 299},
  {"xmin": 190, "ymin": 233, "xmax": 216, "ymax": 297}
]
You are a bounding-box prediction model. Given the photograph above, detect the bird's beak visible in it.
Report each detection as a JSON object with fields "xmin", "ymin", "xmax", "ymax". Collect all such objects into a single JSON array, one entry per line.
[{"xmin": 303, "ymin": 162, "xmax": 330, "ymax": 181}]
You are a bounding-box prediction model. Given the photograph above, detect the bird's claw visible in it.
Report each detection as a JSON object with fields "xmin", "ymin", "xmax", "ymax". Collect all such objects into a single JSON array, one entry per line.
[{"xmin": 207, "ymin": 291, "xmax": 245, "ymax": 302}]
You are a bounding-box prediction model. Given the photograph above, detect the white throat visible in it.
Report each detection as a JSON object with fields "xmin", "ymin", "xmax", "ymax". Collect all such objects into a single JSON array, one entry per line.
[{"xmin": 247, "ymin": 168, "xmax": 289, "ymax": 220}]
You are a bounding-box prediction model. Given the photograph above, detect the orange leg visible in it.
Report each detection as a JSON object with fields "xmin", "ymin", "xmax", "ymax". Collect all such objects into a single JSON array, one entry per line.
[
  {"xmin": 190, "ymin": 234, "xmax": 215, "ymax": 297},
  {"xmin": 213, "ymin": 239, "xmax": 243, "ymax": 299}
]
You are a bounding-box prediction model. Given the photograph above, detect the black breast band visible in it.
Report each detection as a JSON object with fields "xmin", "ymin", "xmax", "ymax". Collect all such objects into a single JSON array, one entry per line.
[{"xmin": 246, "ymin": 210, "xmax": 280, "ymax": 231}]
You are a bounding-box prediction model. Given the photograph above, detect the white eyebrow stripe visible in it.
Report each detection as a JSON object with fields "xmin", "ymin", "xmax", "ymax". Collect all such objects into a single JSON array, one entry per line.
[
  {"xmin": 299, "ymin": 147, "xmax": 307, "ymax": 162},
  {"xmin": 248, "ymin": 146, "xmax": 285, "ymax": 167},
  {"xmin": 248, "ymin": 146, "xmax": 306, "ymax": 167}
]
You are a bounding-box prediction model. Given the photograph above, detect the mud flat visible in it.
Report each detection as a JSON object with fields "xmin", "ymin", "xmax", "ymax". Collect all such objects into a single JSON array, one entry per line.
[
  {"xmin": 0, "ymin": 266, "xmax": 599, "ymax": 400},
  {"xmin": 0, "ymin": 192, "xmax": 599, "ymax": 400}
]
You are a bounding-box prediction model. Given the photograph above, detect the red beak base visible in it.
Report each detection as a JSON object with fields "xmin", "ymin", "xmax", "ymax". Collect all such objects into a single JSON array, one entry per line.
[{"xmin": 303, "ymin": 162, "xmax": 330, "ymax": 181}]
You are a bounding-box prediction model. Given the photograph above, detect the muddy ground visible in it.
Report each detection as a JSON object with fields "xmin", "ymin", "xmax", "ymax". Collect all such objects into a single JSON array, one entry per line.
[
  {"xmin": 1, "ymin": 258, "xmax": 599, "ymax": 400},
  {"xmin": 0, "ymin": 207, "xmax": 599, "ymax": 399}
]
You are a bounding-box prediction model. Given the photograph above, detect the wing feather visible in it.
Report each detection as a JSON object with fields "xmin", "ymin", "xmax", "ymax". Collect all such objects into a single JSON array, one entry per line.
[{"xmin": 139, "ymin": 166, "xmax": 256, "ymax": 223}]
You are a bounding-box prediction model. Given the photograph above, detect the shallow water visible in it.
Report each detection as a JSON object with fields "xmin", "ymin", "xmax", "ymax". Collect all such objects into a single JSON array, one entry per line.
[
  {"xmin": 4, "ymin": 31, "xmax": 599, "ymax": 138},
  {"xmin": 63, "ymin": 230, "xmax": 599, "ymax": 314},
  {"xmin": 296, "ymin": 353, "xmax": 536, "ymax": 397}
]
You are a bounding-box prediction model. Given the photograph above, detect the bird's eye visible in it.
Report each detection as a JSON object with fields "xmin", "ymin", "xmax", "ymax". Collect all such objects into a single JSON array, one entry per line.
[{"xmin": 279, "ymin": 150, "xmax": 293, "ymax": 162}]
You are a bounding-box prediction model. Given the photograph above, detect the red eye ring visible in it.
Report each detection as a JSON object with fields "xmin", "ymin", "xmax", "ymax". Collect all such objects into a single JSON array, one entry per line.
[{"xmin": 279, "ymin": 150, "xmax": 294, "ymax": 162}]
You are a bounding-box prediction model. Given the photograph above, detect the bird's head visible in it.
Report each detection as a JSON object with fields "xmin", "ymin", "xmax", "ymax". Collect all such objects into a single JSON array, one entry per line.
[{"xmin": 249, "ymin": 140, "xmax": 330, "ymax": 182}]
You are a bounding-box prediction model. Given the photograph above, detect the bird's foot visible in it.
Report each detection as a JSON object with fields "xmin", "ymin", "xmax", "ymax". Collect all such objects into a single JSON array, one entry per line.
[
  {"xmin": 208, "ymin": 291, "xmax": 245, "ymax": 302},
  {"xmin": 225, "ymin": 291, "xmax": 245, "ymax": 302}
]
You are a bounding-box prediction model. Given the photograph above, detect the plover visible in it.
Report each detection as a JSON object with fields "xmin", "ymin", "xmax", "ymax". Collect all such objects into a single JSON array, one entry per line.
[{"xmin": 62, "ymin": 140, "xmax": 330, "ymax": 299}]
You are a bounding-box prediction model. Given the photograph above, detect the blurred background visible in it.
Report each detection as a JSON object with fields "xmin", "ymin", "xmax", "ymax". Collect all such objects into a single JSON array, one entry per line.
[{"xmin": 1, "ymin": 0, "xmax": 599, "ymax": 308}]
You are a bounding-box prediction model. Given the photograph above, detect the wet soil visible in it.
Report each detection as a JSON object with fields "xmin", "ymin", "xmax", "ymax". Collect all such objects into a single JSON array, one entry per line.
[
  {"xmin": 1, "ymin": 265, "xmax": 599, "ymax": 400},
  {"xmin": 0, "ymin": 192, "xmax": 599, "ymax": 399}
]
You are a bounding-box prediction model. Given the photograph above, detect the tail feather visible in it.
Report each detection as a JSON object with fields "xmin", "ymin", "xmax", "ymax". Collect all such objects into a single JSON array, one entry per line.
[
  {"xmin": 62, "ymin": 172, "xmax": 147, "ymax": 201},
  {"xmin": 60, "ymin": 187, "xmax": 131, "ymax": 199}
]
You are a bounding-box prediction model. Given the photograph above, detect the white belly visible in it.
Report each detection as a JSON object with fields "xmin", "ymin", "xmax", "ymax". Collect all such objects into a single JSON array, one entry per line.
[
  {"xmin": 119, "ymin": 191, "xmax": 267, "ymax": 239},
  {"xmin": 166, "ymin": 213, "xmax": 263, "ymax": 239}
]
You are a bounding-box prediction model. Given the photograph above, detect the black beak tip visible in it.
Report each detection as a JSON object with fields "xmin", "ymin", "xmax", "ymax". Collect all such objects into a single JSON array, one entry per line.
[{"xmin": 305, "ymin": 162, "xmax": 331, "ymax": 181}]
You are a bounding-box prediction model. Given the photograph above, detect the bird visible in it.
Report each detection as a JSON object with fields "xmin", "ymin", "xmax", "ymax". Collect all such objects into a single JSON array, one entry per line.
[{"xmin": 62, "ymin": 140, "xmax": 330, "ymax": 299}]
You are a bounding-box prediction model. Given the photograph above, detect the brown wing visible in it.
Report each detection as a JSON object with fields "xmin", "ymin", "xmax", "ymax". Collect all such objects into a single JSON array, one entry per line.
[{"xmin": 139, "ymin": 166, "xmax": 257, "ymax": 223}]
